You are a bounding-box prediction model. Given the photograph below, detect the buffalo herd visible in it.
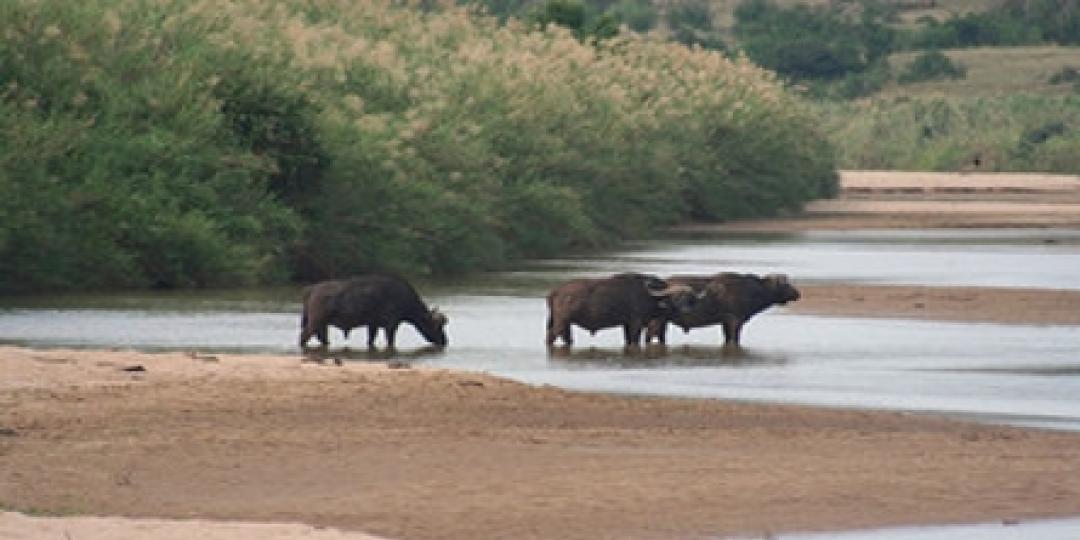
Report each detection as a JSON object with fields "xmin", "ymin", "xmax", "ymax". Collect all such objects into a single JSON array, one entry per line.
[{"xmin": 299, "ymin": 271, "xmax": 799, "ymax": 350}]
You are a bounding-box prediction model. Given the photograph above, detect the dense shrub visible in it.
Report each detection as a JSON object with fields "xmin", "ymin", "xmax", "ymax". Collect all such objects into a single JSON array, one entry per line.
[
  {"xmin": 608, "ymin": 0, "xmax": 658, "ymax": 33},
  {"xmin": 666, "ymin": 0, "xmax": 726, "ymax": 51},
  {"xmin": 911, "ymin": 0, "xmax": 1080, "ymax": 48},
  {"xmin": 897, "ymin": 50, "xmax": 966, "ymax": 84},
  {"xmin": 1049, "ymin": 66, "xmax": 1080, "ymax": 85},
  {"xmin": 734, "ymin": 0, "xmax": 894, "ymax": 81},
  {"xmin": 0, "ymin": 1, "xmax": 302, "ymax": 292},
  {"xmin": 1, "ymin": 0, "xmax": 837, "ymax": 293}
]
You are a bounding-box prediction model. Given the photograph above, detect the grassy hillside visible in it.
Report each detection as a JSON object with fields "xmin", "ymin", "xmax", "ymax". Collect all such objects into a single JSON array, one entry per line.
[
  {"xmin": 818, "ymin": 93, "xmax": 1080, "ymax": 171},
  {"xmin": 816, "ymin": 45, "xmax": 1080, "ymax": 172}
]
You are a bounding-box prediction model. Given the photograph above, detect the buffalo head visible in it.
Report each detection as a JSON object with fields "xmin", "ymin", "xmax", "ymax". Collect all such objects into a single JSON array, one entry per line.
[
  {"xmin": 763, "ymin": 274, "xmax": 800, "ymax": 305},
  {"xmin": 648, "ymin": 282, "xmax": 706, "ymax": 317},
  {"xmin": 418, "ymin": 307, "xmax": 449, "ymax": 347}
]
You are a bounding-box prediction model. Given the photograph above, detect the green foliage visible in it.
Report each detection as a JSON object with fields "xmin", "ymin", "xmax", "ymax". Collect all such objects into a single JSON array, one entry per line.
[
  {"xmin": 213, "ymin": 68, "xmax": 328, "ymax": 206},
  {"xmin": 530, "ymin": 0, "xmax": 619, "ymax": 42},
  {"xmin": 533, "ymin": 0, "xmax": 587, "ymax": 32},
  {"xmin": 668, "ymin": 0, "xmax": 711, "ymax": 31},
  {"xmin": 898, "ymin": 50, "xmax": 966, "ymax": 84},
  {"xmin": 0, "ymin": 0, "xmax": 301, "ymax": 292},
  {"xmin": 667, "ymin": 0, "xmax": 726, "ymax": 51},
  {"xmin": 734, "ymin": 0, "xmax": 895, "ymax": 81},
  {"xmin": 1, "ymin": 0, "xmax": 837, "ymax": 293},
  {"xmin": 819, "ymin": 60, "xmax": 893, "ymax": 100},
  {"xmin": 608, "ymin": 0, "xmax": 658, "ymax": 33},
  {"xmin": 910, "ymin": 0, "xmax": 1080, "ymax": 48}
]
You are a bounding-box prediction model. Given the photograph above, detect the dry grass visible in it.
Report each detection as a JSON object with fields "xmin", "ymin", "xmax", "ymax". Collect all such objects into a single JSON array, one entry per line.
[
  {"xmin": 882, "ymin": 45, "xmax": 1080, "ymax": 97},
  {"xmin": 891, "ymin": 0, "xmax": 1004, "ymax": 24}
]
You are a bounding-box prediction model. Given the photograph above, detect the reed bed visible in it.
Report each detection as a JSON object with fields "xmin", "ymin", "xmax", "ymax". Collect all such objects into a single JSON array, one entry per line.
[{"xmin": 0, "ymin": 0, "xmax": 836, "ymax": 292}]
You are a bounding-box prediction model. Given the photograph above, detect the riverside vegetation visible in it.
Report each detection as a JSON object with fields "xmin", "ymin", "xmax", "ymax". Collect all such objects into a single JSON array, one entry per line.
[{"xmin": 0, "ymin": 0, "xmax": 836, "ymax": 294}]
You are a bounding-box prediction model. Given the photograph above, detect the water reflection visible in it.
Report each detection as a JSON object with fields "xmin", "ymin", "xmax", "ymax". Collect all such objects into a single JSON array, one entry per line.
[
  {"xmin": 546, "ymin": 343, "xmax": 789, "ymax": 369},
  {"xmin": 300, "ymin": 345, "xmax": 447, "ymax": 364},
  {"xmin": 762, "ymin": 517, "xmax": 1080, "ymax": 540}
]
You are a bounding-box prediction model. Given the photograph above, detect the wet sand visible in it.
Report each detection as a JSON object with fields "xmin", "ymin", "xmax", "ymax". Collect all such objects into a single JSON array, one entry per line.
[{"xmin": 3, "ymin": 171, "xmax": 1080, "ymax": 540}]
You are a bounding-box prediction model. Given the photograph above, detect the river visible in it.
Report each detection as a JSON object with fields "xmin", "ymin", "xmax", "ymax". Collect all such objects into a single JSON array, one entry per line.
[{"xmin": 2, "ymin": 228, "xmax": 1079, "ymax": 432}]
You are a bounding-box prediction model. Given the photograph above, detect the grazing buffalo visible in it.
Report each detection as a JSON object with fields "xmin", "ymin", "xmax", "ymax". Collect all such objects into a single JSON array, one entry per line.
[
  {"xmin": 299, "ymin": 274, "xmax": 448, "ymax": 349},
  {"xmin": 545, "ymin": 273, "xmax": 702, "ymax": 347},
  {"xmin": 646, "ymin": 273, "xmax": 800, "ymax": 346}
]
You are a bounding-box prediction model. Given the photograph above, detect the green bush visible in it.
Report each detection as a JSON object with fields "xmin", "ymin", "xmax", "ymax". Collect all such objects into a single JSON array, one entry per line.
[
  {"xmin": 1049, "ymin": 66, "xmax": 1080, "ymax": 85},
  {"xmin": 0, "ymin": 0, "xmax": 301, "ymax": 292},
  {"xmin": 910, "ymin": 0, "xmax": 1079, "ymax": 48},
  {"xmin": 608, "ymin": 0, "xmax": 658, "ymax": 33},
  {"xmin": 214, "ymin": 68, "xmax": 329, "ymax": 206},
  {"xmin": 898, "ymin": 50, "xmax": 966, "ymax": 84},
  {"xmin": 734, "ymin": 0, "xmax": 894, "ymax": 81}
]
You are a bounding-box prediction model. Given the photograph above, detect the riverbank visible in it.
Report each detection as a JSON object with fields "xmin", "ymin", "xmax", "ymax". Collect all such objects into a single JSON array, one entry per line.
[
  {"xmin": 692, "ymin": 170, "xmax": 1080, "ymax": 232},
  {"xmin": 3, "ymin": 346, "xmax": 1080, "ymax": 540},
  {"xmin": 793, "ymin": 283, "xmax": 1080, "ymax": 325}
]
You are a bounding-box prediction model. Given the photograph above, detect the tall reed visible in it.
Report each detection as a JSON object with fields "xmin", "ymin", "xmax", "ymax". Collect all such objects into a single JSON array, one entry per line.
[{"xmin": 0, "ymin": 0, "xmax": 837, "ymax": 292}]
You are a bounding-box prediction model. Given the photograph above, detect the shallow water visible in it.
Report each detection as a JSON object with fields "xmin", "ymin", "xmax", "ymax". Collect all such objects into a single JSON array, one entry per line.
[
  {"xmin": 747, "ymin": 517, "xmax": 1080, "ymax": 540},
  {"xmin": 2, "ymin": 228, "xmax": 1079, "ymax": 432}
]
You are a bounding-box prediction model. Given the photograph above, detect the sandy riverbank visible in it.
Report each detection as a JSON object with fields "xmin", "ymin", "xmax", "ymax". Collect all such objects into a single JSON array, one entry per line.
[
  {"xmin": 685, "ymin": 170, "xmax": 1080, "ymax": 232},
  {"xmin": 793, "ymin": 283, "xmax": 1080, "ymax": 325},
  {"xmin": 3, "ymin": 346, "xmax": 1080, "ymax": 540},
  {"xmin": 3, "ymin": 171, "xmax": 1080, "ymax": 540}
]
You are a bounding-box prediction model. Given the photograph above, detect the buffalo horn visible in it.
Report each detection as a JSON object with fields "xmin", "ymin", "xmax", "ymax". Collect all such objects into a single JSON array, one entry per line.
[
  {"xmin": 766, "ymin": 273, "xmax": 789, "ymax": 284},
  {"xmin": 649, "ymin": 283, "xmax": 693, "ymax": 297}
]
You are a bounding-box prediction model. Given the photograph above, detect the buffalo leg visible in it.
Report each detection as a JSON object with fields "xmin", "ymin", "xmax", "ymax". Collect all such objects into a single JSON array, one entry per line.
[
  {"xmin": 645, "ymin": 319, "xmax": 667, "ymax": 344},
  {"xmin": 299, "ymin": 317, "xmax": 328, "ymax": 348},
  {"xmin": 721, "ymin": 317, "xmax": 743, "ymax": 346},
  {"xmin": 546, "ymin": 316, "xmax": 572, "ymax": 346},
  {"xmin": 624, "ymin": 321, "xmax": 644, "ymax": 347},
  {"xmin": 385, "ymin": 323, "xmax": 400, "ymax": 349},
  {"xmin": 367, "ymin": 326, "xmax": 379, "ymax": 348}
]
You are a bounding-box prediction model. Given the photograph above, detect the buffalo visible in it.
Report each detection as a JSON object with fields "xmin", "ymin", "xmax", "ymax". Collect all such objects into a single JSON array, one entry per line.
[
  {"xmin": 299, "ymin": 274, "xmax": 448, "ymax": 349},
  {"xmin": 646, "ymin": 273, "xmax": 800, "ymax": 346},
  {"xmin": 545, "ymin": 272, "xmax": 702, "ymax": 347}
]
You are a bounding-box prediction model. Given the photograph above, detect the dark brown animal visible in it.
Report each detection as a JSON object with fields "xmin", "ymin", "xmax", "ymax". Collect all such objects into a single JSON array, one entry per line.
[
  {"xmin": 299, "ymin": 274, "xmax": 448, "ymax": 349},
  {"xmin": 646, "ymin": 273, "xmax": 800, "ymax": 346},
  {"xmin": 545, "ymin": 273, "xmax": 701, "ymax": 347}
]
